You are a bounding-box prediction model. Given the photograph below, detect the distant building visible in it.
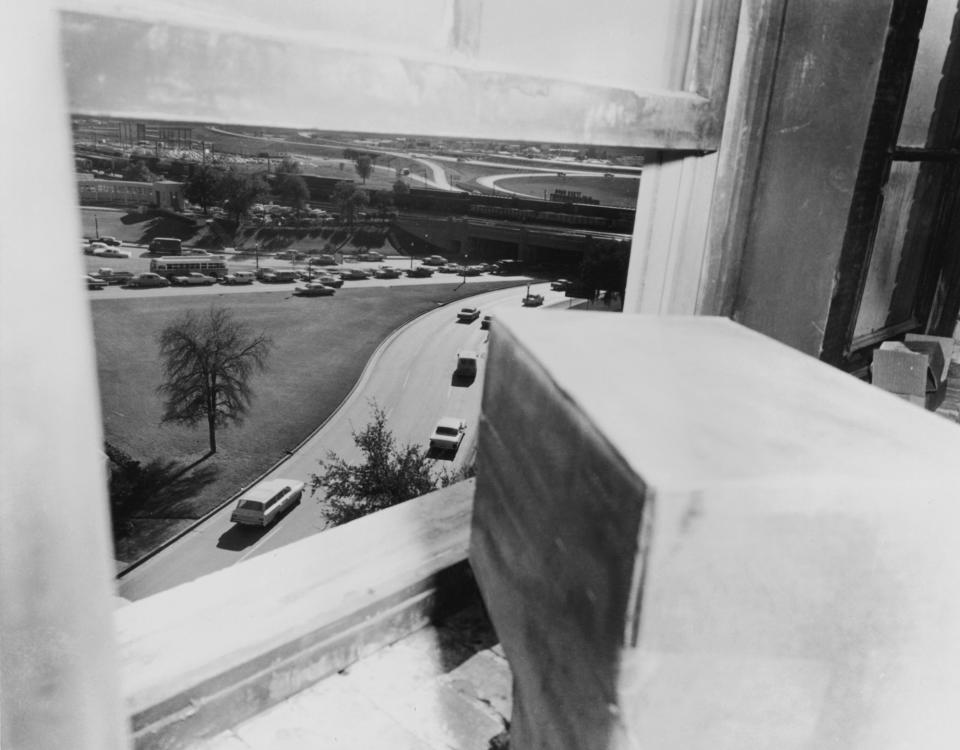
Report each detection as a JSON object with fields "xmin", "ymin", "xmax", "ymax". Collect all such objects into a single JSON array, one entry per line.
[
  {"xmin": 76, "ymin": 177, "xmax": 183, "ymax": 210},
  {"xmin": 549, "ymin": 189, "xmax": 599, "ymax": 205}
]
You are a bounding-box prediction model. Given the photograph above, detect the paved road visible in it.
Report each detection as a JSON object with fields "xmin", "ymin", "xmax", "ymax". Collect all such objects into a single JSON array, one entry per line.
[{"xmin": 118, "ymin": 282, "xmax": 564, "ymax": 600}]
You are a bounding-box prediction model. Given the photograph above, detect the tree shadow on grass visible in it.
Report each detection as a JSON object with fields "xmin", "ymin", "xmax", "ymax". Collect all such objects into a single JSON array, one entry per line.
[{"xmin": 113, "ymin": 457, "xmax": 221, "ymax": 525}]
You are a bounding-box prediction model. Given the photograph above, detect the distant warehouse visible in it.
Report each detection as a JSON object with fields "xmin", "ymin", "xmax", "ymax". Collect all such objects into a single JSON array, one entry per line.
[{"xmin": 76, "ymin": 177, "xmax": 183, "ymax": 210}]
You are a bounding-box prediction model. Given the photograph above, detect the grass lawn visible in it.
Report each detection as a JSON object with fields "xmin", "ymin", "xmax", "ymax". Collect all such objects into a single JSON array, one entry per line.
[{"xmin": 92, "ymin": 280, "xmax": 521, "ymax": 562}]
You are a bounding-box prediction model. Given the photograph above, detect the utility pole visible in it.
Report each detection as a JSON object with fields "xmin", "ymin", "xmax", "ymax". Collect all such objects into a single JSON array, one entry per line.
[{"xmin": 94, "ymin": 215, "xmax": 99, "ymax": 239}]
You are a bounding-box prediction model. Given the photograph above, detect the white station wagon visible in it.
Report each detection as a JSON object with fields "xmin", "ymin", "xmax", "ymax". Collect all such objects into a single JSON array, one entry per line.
[{"xmin": 230, "ymin": 478, "xmax": 304, "ymax": 526}]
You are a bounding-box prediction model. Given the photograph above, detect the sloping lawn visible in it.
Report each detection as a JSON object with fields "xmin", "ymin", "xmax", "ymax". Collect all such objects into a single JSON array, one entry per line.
[{"xmin": 91, "ymin": 281, "xmax": 520, "ymax": 562}]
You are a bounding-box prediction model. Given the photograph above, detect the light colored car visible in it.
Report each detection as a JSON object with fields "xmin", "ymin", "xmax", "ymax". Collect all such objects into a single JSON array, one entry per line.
[
  {"xmin": 221, "ymin": 271, "xmax": 255, "ymax": 285},
  {"xmin": 93, "ymin": 246, "xmax": 132, "ymax": 259},
  {"xmin": 230, "ymin": 479, "xmax": 304, "ymax": 526},
  {"xmin": 430, "ymin": 417, "xmax": 467, "ymax": 452},
  {"xmin": 374, "ymin": 267, "xmax": 401, "ymax": 279},
  {"xmin": 126, "ymin": 272, "xmax": 170, "ymax": 288},
  {"xmin": 457, "ymin": 306, "xmax": 481, "ymax": 323},
  {"xmin": 309, "ymin": 254, "xmax": 337, "ymax": 266},
  {"xmin": 423, "ymin": 255, "xmax": 448, "ymax": 266},
  {"xmin": 85, "ymin": 274, "xmax": 108, "ymax": 290},
  {"xmin": 311, "ymin": 273, "xmax": 343, "ymax": 288},
  {"xmin": 172, "ymin": 272, "xmax": 217, "ymax": 286},
  {"xmin": 293, "ymin": 282, "xmax": 336, "ymax": 297},
  {"xmin": 96, "ymin": 268, "xmax": 135, "ymax": 285},
  {"xmin": 86, "ymin": 241, "xmax": 109, "ymax": 255}
]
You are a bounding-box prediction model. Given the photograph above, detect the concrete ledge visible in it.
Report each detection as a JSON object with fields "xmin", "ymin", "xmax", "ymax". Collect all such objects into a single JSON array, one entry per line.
[
  {"xmin": 116, "ymin": 480, "xmax": 475, "ymax": 749},
  {"xmin": 471, "ymin": 312, "xmax": 960, "ymax": 750}
]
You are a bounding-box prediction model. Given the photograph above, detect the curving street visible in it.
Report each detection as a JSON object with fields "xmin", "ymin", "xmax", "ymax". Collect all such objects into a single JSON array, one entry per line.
[{"xmin": 118, "ymin": 281, "xmax": 564, "ymax": 600}]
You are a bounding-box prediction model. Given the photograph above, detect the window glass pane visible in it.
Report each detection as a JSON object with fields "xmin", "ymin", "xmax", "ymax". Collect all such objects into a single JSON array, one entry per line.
[{"xmin": 898, "ymin": 0, "xmax": 956, "ymax": 147}]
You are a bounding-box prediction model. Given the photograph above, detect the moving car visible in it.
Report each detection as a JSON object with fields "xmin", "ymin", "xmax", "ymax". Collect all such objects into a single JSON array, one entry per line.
[
  {"xmin": 230, "ymin": 479, "xmax": 304, "ymax": 526},
  {"xmin": 422, "ymin": 255, "xmax": 448, "ymax": 266},
  {"xmin": 93, "ymin": 246, "xmax": 132, "ymax": 259},
  {"xmin": 96, "ymin": 236, "xmax": 122, "ymax": 246},
  {"xmin": 126, "ymin": 272, "xmax": 170, "ymax": 288},
  {"xmin": 85, "ymin": 274, "xmax": 108, "ymax": 290},
  {"xmin": 172, "ymin": 272, "xmax": 217, "ymax": 286},
  {"xmin": 429, "ymin": 417, "xmax": 467, "ymax": 452},
  {"xmin": 522, "ymin": 293, "xmax": 544, "ymax": 307},
  {"xmin": 551, "ymin": 278, "xmax": 574, "ymax": 291},
  {"xmin": 457, "ymin": 306, "xmax": 481, "ymax": 323},
  {"xmin": 455, "ymin": 350, "xmax": 478, "ymax": 378},
  {"xmin": 480, "ymin": 314, "xmax": 492, "ymax": 330},
  {"xmin": 293, "ymin": 282, "xmax": 336, "ymax": 297}
]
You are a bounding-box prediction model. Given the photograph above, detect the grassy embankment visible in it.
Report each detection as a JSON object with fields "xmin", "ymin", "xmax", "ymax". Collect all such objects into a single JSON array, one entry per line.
[{"xmin": 93, "ymin": 280, "xmax": 521, "ymax": 563}]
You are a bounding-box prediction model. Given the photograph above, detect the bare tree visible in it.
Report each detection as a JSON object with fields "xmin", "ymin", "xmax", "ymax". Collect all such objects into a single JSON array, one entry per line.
[
  {"xmin": 157, "ymin": 307, "xmax": 273, "ymax": 454},
  {"xmin": 354, "ymin": 153, "xmax": 373, "ymax": 184}
]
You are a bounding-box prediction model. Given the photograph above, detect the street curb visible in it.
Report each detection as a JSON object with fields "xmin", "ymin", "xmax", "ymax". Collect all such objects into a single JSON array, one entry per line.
[{"xmin": 115, "ymin": 282, "xmax": 525, "ymax": 579}]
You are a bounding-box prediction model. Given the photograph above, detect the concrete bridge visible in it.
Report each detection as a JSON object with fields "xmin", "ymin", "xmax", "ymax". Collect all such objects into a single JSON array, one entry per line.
[{"xmin": 393, "ymin": 215, "xmax": 632, "ymax": 267}]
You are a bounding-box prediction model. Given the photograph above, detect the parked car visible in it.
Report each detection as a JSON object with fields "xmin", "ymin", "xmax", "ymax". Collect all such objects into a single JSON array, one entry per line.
[
  {"xmin": 429, "ymin": 417, "xmax": 467, "ymax": 452},
  {"xmin": 311, "ymin": 273, "xmax": 343, "ymax": 288},
  {"xmin": 309, "ymin": 254, "xmax": 337, "ymax": 266},
  {"xmin": 356, "ymin": 251, "xmax": 384, "ymax": 262},
  {"xmin": 96, "ymin": 268, "xmax": 135, "ymax": 285},
  {"xmin": 93, "ymin": 247, "xmax": 132, "ymax": 259},
  {"xmin": 337, "ymin": 268, "xmax": 371, "ymax": 280},
  {"xmin": 406, "ymin": 266, "xmax": 435, "ymax": 278},
  {"xmin": 522, "ymin": 293, "xmax": 544, "ymax": 307},
  {"xmin": 86, "ymin": 242, "xmax": 109, "ymax": 255},
  {"xmin": 480, "ymin": 314, "xmax": 492, "ymax": 330},
  {"xmin": 457, "ymin": 306, "xmax": 481, "ymax": 323},
  {"xmin": 126, "ymin": 273, "xmax": 170, "ymax": 288},
  {"xmin": 230, "ymin": 479, "xmax": 303, "ymax": 526},
  {"xmin": 96, "ymin": 236, "xmax": 122, "ymax": 246},
  {"xmin": 172, "ymin": 272, "xmax": 217, "ymax": 286},
  {"xmin": 221, "ymin": 271, "xmax": 256, "ymax": 285},
  {"xmin": 423, "ymin": 255, "xmax": 448, "ymax": 266},
  {"xmin": 293, "ymin": 282, "xmax": 336, "ymax": 297},
  {"xmin": 438, "ymin": 264, "xmax": 464, "ymax": 274},
  {"xmin": 85, "ymin": 274, "xmax": 108, "ymax": 290},
  {"xmin": 258, "ymin": 269, "xmax": 299, "ymax": 283},
  {"xmin": 273, "ymin": 250, "xmax": 307, "ymax": 261},
  {"xmin": 374, "ymin": 267, "xmax": 401, "ymax": 279}
]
